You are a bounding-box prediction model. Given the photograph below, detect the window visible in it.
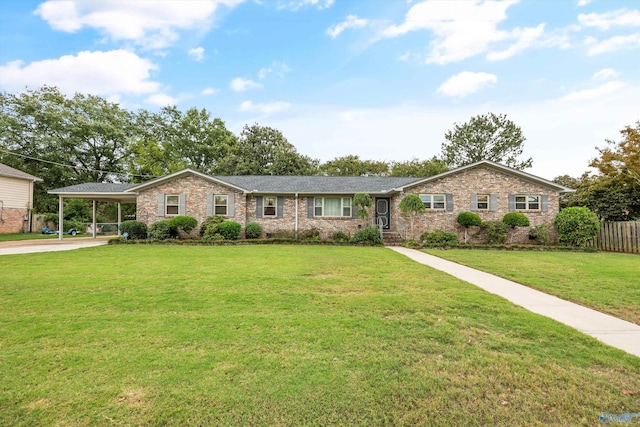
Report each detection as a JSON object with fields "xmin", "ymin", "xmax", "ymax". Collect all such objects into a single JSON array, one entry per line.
[
  {"xmin": 314, "ymin": 197, "xmax": 351, "ymax": 217},
  {"xmin": 263, "ymin": 196, "xmax": 277, "ymax": 217},
  {"xmin": 214, "ymin": 195, "xmax": 228, "ymax": 216},
  {"xmin": 165, "ymin": 195, "xmax": 179, "ymax": 215},
  {"xmin": 476, "ymin": 194, "xmax": 489, "ymax": 210},
  {"xmin": 515, "ymin": 195, "xmax": 540, "ymax": 210},
  {"xmin": 419, "ymin": 194, "xmax": 445, "ymax": 209}
]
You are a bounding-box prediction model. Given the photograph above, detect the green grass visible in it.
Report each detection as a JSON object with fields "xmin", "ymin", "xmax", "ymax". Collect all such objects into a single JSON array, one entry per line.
[
  {"xmin": 1, "ymin": 246, "xmax": 638, "ymax": 426},
  {"xmin": 423, "ymin": 249, "xmax": 640, "ymax": 325},
  {"xmin": 0, "ymin": 232, "xmax": 87, "ymax": 242}
]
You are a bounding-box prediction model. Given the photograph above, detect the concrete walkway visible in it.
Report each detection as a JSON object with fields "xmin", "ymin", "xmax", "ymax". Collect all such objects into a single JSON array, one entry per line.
[
  {"xmin": 0, "ymin": 236, "xmax": 110, "ymax": 255},
  {"xmin": 389, "ymin": 246, "xmax": 640, "ymax": 358}
]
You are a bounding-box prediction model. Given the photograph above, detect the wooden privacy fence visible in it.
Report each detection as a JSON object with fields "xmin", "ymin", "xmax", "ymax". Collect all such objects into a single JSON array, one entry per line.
[{"xmin": 587, "ymin": 221, "xmax": 640, "ymax": 254}]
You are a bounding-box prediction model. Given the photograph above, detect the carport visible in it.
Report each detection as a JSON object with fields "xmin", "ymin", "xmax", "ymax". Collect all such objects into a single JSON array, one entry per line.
[{"xmin": 48, "ymin": 183, "xmax": 138, "ymax": 240}]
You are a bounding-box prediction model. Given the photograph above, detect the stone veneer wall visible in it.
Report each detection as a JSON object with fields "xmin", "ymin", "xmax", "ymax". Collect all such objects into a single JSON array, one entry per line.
[
  {"xmin": 0, "ymin": 208, "xmax": 29, "ymax": 233},
  {"xmin": 247, "ymin": 195, "xmax": 363, "ymax": 239},
  {"xmin": 135, "ymin": 167, "xmax": 561, "ymax": 243},
  {"xmin": 389, "ymin": 167, "xmax": 560, "ymax": 244},
  {"xmin": 136, "ymin": 175, "xmax": 247, "ymax": 235}
]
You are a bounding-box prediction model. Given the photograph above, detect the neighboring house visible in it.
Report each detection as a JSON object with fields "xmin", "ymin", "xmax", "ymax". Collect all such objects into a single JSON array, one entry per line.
[
  {"xmin": 49, "ymin": 160, "xmax": 573, "ymax": 243},
  {"xmin": 0, "ymin": 163, "xmax": 42, "ymax": 233}
]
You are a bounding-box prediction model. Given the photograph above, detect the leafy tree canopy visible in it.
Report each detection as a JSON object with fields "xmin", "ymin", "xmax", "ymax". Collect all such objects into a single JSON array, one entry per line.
[
  {"xmin": 441, "ymin": 112, "xmax": 532, "ymax": 170},
  {"xmin": 390, "ymin": 157, "xmax": 448, "ymax": 177},
  {"xmin": 319, "ymin": 155, "xmax": 389, "ymax": 176}
]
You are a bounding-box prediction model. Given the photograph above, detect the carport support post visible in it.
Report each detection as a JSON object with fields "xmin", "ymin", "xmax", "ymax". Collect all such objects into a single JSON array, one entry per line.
[
  {"xmin": 92, "ymin": 200, "xmax": 97, "ymax": 239},
  {"xmin": 58, "ymin": 195, "xmax": 63, "ymax": 240},
  {"xmin": 117, "ymin": 202, "xmax": 122, "ymax": 236}
]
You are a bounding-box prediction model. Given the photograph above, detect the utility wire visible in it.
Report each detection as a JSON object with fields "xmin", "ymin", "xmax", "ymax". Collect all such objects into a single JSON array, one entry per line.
[{"xmin": 0, "ymin": 147, "xmax": 158, "ymax": 181}]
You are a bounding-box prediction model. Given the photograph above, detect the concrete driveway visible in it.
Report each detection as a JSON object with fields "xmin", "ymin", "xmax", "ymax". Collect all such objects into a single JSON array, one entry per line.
[{"xmin": 0, "ymin": 236, "xmax": 110, "ymax": 255}]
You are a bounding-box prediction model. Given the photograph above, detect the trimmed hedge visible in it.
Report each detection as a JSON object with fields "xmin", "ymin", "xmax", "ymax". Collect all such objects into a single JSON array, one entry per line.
[
  {"xmin": 218, "ymin": 221, "xmax": 242, "ymax": 240},
  {"xmin": 119, "ymin": 220, "xmax": 148, "ymax": 239},
  {"xmin": 352, "ymin": 227, "xmax": 382, "ymax": 245},
  {"xmin": 244, "ymin": 222, "xmax": 262, "ymax": 239},
  {"xmin": 148, "ymin": 220, "xmax": 178, "ymax": 240},
  {"xmin": 420, "ymin": 230, "xmax": 459, "ymax": 246},
  {"xmin": 554, "ymin": 206, "xmax": 600, "ymax": 247},
  {"xmin": 169, "ymin": 215, "xmax": 198, "ymax": 234}
]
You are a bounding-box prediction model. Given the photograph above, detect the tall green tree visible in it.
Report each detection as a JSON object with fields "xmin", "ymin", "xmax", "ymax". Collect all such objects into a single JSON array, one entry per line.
[
  {"xmin": 399, "ymin": 194, "xmax": 425, "ymax": 241},
  {"xmin": 390, "ymin": 157, "xmax": 448, "ymax": 177},
  {"xmin": 225, "ymin": 124, "xmax": 318, "ymax": 175},
  {"xmin": 319, "ymin": 155, "xmax": 389, "ymax": 176},
  {"xmin": 441, "ymin": 113, "xmax": 532, "ymax": 170},
  {"xmin": 0, "ymin": 86, "xmax": 136, "ymax": 211}
]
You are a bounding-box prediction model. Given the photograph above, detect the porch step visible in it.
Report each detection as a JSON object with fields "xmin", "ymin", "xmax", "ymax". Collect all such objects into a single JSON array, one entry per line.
[{"xmin": 382, "ymin": 232, "xmax": 403, "ymax": 246}]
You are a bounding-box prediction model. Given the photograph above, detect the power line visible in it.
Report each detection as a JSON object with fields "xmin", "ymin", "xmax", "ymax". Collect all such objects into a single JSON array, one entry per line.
[{"xmin": 0, "ymin": 147, "xmax": 157, "ymax": 181}]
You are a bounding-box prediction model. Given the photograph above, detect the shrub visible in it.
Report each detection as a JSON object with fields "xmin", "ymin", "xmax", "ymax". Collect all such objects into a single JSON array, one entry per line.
[
  {"xmin": 200, "ymin": 215, "xmax": 225, "ymax": 237},
  {"xmin": 529, "ymin": 223, "xmax": 552, "ymax": 245},
  {"xmin": 245, "ymin": 222, "xmax": 262, "ymax": 239},
  {"xmin": 119, "ymin": 220, "xmax": 148, "ymax": 239},
  {"xmin": 352, "ymin": 227, "xmax": 382, "ymax": 245},
  {"xmin": 479, "ymin": 221, "xmax": 508, "ymax": 244},
  {"xmin": 148, "ymin": 220, "xmax": 178, "ymax": 240},
  {"xmin": 420, "ymin": 230, "xmax": 459, "ymax": 246},
  {"xmin": 169, "ymin": 215, "xmax": 198, "ymax": 234},
  {"xmin": 456, "ymin": 212, "xmax": 482, "ymax": 228},
  {"xmin": 331, "ymin": 231, "xmax": 351, "ymax": 243},
  {"xmin": 299, "ymin": 228, "xmax": 320, "ymax": 240},
  {"xmin": 218, "ymin": 221, "xmax": 241, "ymax": 240},
  {"xmin": 503, "ymin": 212, "xmax": 530, "ymax": 228},
  {"xmin": 554, "ymin": 206, "xmax": 600, "ymax": 247}
]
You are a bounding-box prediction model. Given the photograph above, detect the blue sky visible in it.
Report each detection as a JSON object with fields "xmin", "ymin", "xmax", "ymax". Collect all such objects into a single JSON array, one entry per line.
[{"xmin": 1, "ymin": 0, "xmax": 639, "ymax": 179}]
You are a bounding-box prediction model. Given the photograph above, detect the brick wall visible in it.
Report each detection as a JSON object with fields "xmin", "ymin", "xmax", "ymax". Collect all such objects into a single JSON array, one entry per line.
[
  {"xmin": 136, "ymin": 175, "xmax": 247, "ymax": 235},
  {"xmin": 389, "ymin": 167, "xmax": 560, "ymax": 243},
  {"xmin": 0, "ymin": 208, "xmax": 29, "ymax": 233}
]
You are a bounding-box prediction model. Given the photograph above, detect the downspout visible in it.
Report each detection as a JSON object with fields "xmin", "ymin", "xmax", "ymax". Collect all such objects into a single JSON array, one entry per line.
[
  {"xmin": 117, "ymin": 202, "xmax": 122, "ymax": 236},
  {"xmin": 58, "ymin": 195, "xmax": 63, "ymax": 240},
  {"xmin": 92, "ymin": 200, "xmax": 97, "ymax": 239},
  {"xmin": 295, "ymin": 193, "xmax": 298, "ymax": 240}
]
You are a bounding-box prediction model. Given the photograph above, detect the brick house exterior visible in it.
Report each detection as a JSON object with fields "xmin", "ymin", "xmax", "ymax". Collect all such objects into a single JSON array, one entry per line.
[
  {"xmin": 122, "ymin": 160, "xmax": 572, "ymax": 243},
  {"xmin": 49, "ymin": 160, "xmax": 572, "ymax": 242},
  {"xmin": 0, "ymin": 163, "xmax": 41, "ymax": 233}
]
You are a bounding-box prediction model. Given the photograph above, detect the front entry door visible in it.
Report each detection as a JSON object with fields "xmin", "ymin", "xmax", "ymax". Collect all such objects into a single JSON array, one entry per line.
[{"xmin": 375, "ymin": 198, "xmax": 390, "ymax": 230}]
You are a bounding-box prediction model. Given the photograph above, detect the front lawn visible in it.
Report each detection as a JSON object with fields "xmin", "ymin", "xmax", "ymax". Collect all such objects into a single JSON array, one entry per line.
[
  {"xmin": 423, "ymin": 250, "xmax": 640, "ymax": 325},
  {"xmin": 1, "ymin": 246, "xmax": 638, "ymax": 426}
]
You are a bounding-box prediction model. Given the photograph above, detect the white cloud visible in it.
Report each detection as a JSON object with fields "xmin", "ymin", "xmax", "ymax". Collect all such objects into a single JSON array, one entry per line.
[
  {"xmin": 382, "ymin": 0, "xmax": 523, "ymax": 64},
  {"xmin": 257, "ymin": 62, "xmax": 292, "ymax": 79},
  {"xmin": 559, "ymin": 80, "xmax": 626, "ymax": 102},
  {"xmin": 0, "ymin": 49, "xmax": 160, "ymax": 96},
  {"xmin": 326, "ymin": 15, "xmax": 368, "ymax": 38},
  {"xmin": 437, "ymin": 71, "xmax": 498, "ymax": 97},
  {"xmin": 201, "ymin": 87, "xmax": 218, "ymax": 95},
  {"xmin": 578, "ymin": 9, "xmax": 640, "ymax": 30},
  {"xmin": 34, "ymin": 0, "xmax": 244, "ymax": 49},
  {"xmin": 587, "ymin": 33, "xmax": 640, "ymax": 55},
  {"xmin": 230, "ymin": 77, "xmax": 262, "ymax": 92},
  {"xmin": 145, "ymin": 93, "xmax": 178, "ymax": 106},
  {"xmin": 238, "ymin": 100, "xmax": 291, "ymax": 115},
  {"xmin": 577, "ymin": 0, "xmax": 592, "ymax": 6},
  {"xmin": 188, "ymin": 47, "xmax": 205, "ymax": 61},
  {"xmin": 487, "ymin": 24, "xmax": 545, "ymax": 61},
  {"xmin": 592, "ymin": 68, "xmax": 620, "ymax": 80},
  {"xmin": 277, "ymin": 0, "xmax": 334, "ymax": 11}
]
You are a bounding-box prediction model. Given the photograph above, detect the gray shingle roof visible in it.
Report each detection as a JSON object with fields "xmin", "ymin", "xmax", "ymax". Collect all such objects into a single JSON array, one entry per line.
[
  {"xmin": 0, "ymin": 163, "xmax": 41, "ymax": 181},
  {"xmin": 213, "ymin": 175, "xmax": 422, "ymax": 194},
  {"xmin": 49, "ymin": 182, "xmax": 139, "ymax": 193}
]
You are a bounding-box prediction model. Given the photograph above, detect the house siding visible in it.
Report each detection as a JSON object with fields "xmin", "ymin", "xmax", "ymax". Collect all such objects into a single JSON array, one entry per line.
[
  {"xmin": 0, "ymin": 176, "xmax": 34, "ymax": 233},
  {"xmin": 390, "ymin": 167, "xmax": 560, "ymax": 243}
]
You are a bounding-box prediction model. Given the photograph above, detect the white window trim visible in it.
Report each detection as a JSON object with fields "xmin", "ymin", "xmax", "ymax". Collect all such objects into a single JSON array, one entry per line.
[
  {"xmin": 515, "ymin": 195, "xmax": 541, "ymax": 211},
  {"xmin": 314, "ymin": 197, "xmax": 352, "ymax": 218},
  {"xmin": 419, "ymin": 194, "xmax": 446, "ymax": 210},
  {"xmin": 263, "ymin": 196, "xmax": 277, "ymax": 217},
  {"xmin": 476, "ymin": 194, "xmax": 489, "ymax": 210},
  {"xmin": 214, "ymin": 195, "xmax": 228, "ymax": 216},
  {"xmin": 165, "ymin": 194, "xmax": 179, "ymax": 216}
]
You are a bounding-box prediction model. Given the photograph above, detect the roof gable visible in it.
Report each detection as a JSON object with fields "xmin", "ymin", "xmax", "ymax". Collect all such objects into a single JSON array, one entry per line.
[
  {"xmin": 394, "ymin": 160, "xmax": 574, "ymax": 192},
  {"xmin": 0, "ymin": 163, "xmax": 42, "ymax": 182},
  {"xmin": 126, "ymin": 169, "xmax": 248, "ymax": 193}
]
